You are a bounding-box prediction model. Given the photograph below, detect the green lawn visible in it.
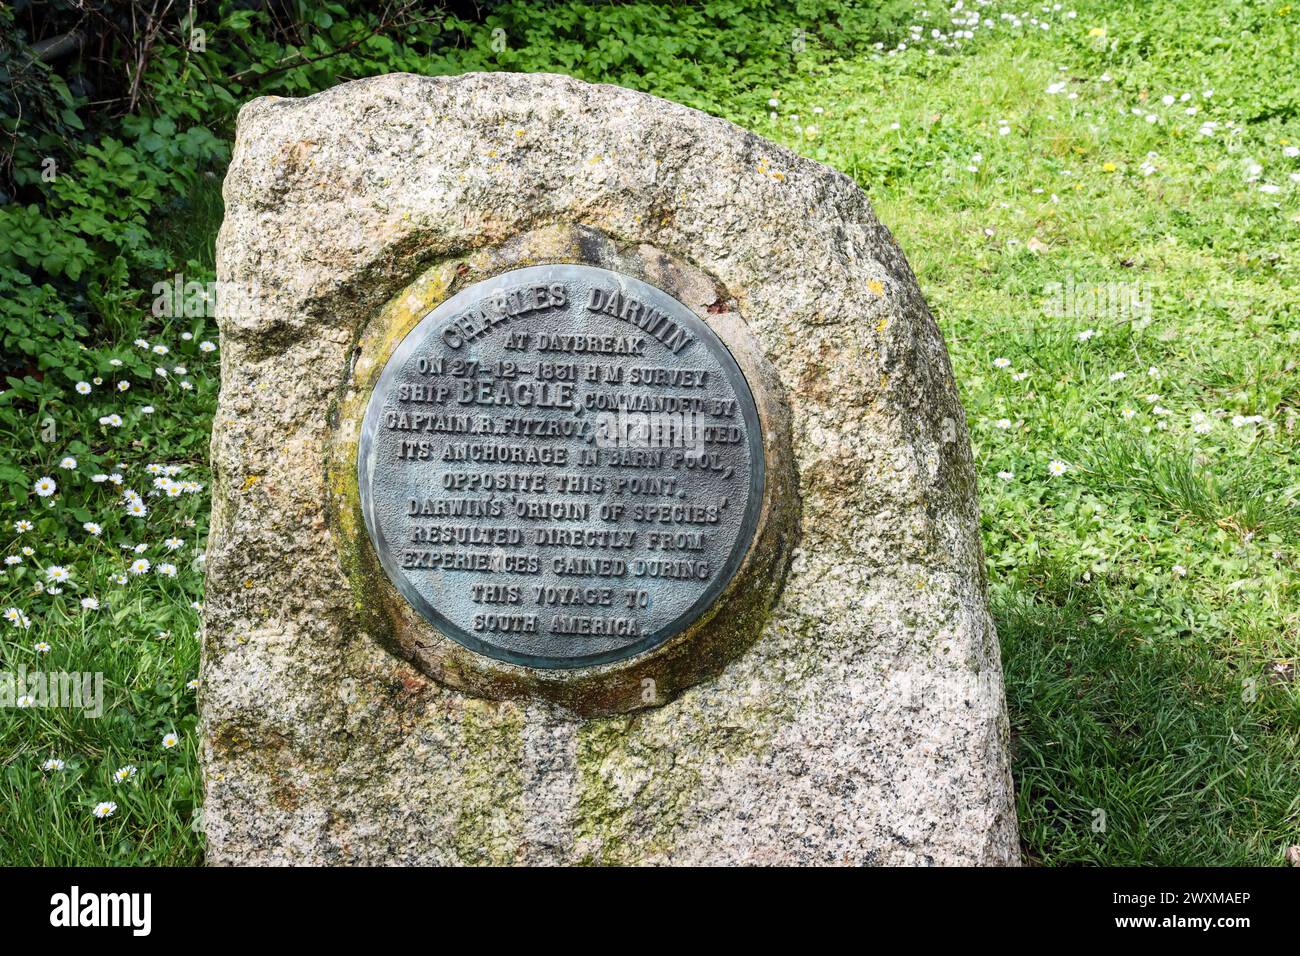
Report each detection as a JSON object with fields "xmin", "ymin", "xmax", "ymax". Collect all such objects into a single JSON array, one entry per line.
[{"xmin": 2, "ymin": 0, "xmax": 1296, "ymax": 865}]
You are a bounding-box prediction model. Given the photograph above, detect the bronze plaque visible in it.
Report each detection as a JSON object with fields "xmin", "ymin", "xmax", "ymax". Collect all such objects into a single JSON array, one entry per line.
[{"xmin": 358, "ymin": 264, "xmax": 763, "ymax": 668}]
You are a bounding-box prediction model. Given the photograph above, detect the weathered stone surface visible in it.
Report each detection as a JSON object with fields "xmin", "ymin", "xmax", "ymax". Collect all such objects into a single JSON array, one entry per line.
[{"xmin": 204, "ymin": 71, "xmax": 1019, "ymax": 865}]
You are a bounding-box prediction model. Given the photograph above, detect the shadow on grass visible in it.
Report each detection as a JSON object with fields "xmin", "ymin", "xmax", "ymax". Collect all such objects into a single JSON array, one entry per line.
[{"xmin": 997, "ymin": 562, "xmax": 1297, "ymax": 866}]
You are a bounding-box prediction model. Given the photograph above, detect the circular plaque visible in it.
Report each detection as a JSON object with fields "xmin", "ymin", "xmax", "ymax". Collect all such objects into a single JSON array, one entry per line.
[{"xmin": 358, "ymin": 264, "xmax": 764, "ymax": 669}]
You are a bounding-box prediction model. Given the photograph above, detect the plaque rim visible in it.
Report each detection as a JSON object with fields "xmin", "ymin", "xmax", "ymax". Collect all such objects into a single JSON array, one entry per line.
[{"xmin": 356, "ymin": 263, "xmax": 766, "ymax": 670}]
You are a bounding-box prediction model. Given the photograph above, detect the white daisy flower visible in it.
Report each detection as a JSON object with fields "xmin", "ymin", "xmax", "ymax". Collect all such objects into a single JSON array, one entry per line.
[
  {"xmin": 1048, "ymin": 459, "xmax": 1070, "ymax": 477},
  {"xmin": 92, "ymin": 801, "xmax": 118, "ymax": 819},
  {"xmin": 161, "ymin": 732, "xmax": 180, "ymax": 750},
  {"xmin": 34, "ymin": 476, "xmax": 57, "ymax": 497}
]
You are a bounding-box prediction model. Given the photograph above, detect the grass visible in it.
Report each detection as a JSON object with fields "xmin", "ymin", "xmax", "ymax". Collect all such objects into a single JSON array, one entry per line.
[{"xmin": 2, "ymin": 0, "xmax": 1296, "ymax": 865}]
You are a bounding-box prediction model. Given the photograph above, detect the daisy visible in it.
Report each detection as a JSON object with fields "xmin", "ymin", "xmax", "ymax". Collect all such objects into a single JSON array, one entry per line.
[
  {"xmin": 14, "ymin": 520, "xmax": 32, "ymax": 532},
  {"xmin": 76, "ymin": 381, "xmax": 92, "ymax": 395},
  {"xmin": 199, "ymin": 341, "xmax": 217, "ymax": 352},
  {"xmin": 92, "ymin": 802, "xmax": 117, "ymax": 819},
  {"xmin": 99, "ymin": 415, "xmax": 123, "ymax": 427},
  {"xmin": 157, "ymin": 563, "xmax": 177, "ymax": 578},
  {"xmin": 162, "ymin": 732, "xmax": 180, "ymax": 750},
  {"xmin": 5, "ymin": 555, "xmax": 20, "ymax": 565},
  {"xmin": 114, "ymin": 765, "xmax": 138, "ymax": 783},
  {"xmin": 83, "ymin": 522, "xmax": 102, "ymax": 536},
  {"xmin": 42, "ymin": 758, "xmax": 65, "ymax": 772},
  {"xmin": 129, "ymin": 559, "xmax": 151, "ymax": 575},
  {"xmin": 34, "ymin": 641, "xmax": 50, "ymax": 654},
  {"xmin": 992, "ymin": 357, "xmax": 1012, "ymax": 368},
  {"xmin": 81, "ymin": 597, "xmax": 100, "ymax": 610},
  {"xmin": 997, "ymin": 470, "xmax": 1014, "ymax": 481},
  {"xmin": 164, "ymin": 537, "xmax": 184, "ymax": 551},
  {"xmin": 58, "ymin": 457, "xmax": 77, "ymax": 470},
  {"xmin": 45, "ymin": 565, "xmax": 70, "ymax": 582},
  {"xmin": 186, "ymin": 678, "xmax": 201, "ymax": 691},
  {"xmin": 1048, "ymin": 459, "xmax": 1070, "ymax": 477},
  {"xmin": 994, "ymin": 418, "xmax": 1012, "ymax": 429},
  {"xmin": 34, "ymin": 476, "xmax": 57, "ymax": 497}
]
